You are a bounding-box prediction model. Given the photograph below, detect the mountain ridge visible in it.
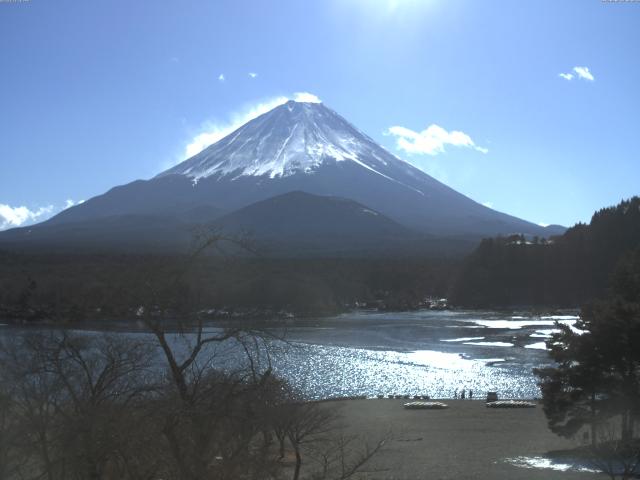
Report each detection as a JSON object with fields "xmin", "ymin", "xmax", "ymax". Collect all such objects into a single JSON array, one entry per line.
[
  {"xmin": 0, "ymin": 100, "xmax": 564, "ymax": 254},
  {"xmin": 212, "ymin": 190, "xmax": 425, "ymax": 256}
]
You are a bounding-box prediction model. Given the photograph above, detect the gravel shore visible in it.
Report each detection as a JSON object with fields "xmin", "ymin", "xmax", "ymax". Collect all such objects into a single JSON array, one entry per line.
[{"xmin": 326, "ymin": 399, "xmax": 601, "ymax": 480}]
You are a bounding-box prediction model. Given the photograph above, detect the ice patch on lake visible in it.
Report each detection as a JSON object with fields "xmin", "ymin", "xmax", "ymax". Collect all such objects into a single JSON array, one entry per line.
[
  {"xmin": 540, "ymin": 315, "xmax": 580, "ymax": 320},
  {"xmin": 507, "ymin": 456, "xmax": 600, "ymax": 474},
  {"xmin": 440, "ymin": 337, "xmax": 485, "ymax": 342},
  {"xmin": 530, "ymin": 329, "xmax": 559, "ymax": 338},
  {"xmin": 463, "ymin": 341, "xmax": 514, "ymax": 347},
  {"xmin": 472, "ymin": 319, "xmax": 555, "ymax": 329},
  {"xmin": 469, "ymin": 318, "xmax": 578, "ymax": 330},
  {"xmin": 524, "ymin": 342, "xmax": 547, "ymax": 350}
]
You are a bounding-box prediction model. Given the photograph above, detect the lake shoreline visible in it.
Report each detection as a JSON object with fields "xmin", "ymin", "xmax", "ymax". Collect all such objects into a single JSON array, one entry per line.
[{"xmin": 0, "ymin": 306, "xmax": 580, "ymax": 331}]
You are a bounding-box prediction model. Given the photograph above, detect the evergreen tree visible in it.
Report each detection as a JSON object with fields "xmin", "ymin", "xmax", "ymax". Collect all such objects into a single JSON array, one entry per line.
[
  {"xmin": 535, "ymin": 247, "xmax": 640, "ymax": 447},
  {"xmin": 453, "ymin": 196, "xmax": 640, "ymax": 307}
]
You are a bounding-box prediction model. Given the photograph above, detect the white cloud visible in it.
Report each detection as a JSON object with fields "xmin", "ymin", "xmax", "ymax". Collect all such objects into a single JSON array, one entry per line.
[
  {"xmin": 573, "ymin": 66, "xmax": 594, "ymax": 81},
  {"xmin": 385, "ymin": 124, "xmax": 488, "ymax": 156},
  {"xmin": 538, "ymin": 222, "xmax": 549, "ymax": 228},
  {"xmin": 482, "ymin": 201, "xmax": 494, "ymax": 209},
  {"xmin": 248, "ymin": 72, "xmax": 258, "ymax": 78},
  {"xmin": 218, "ymin": 73, "xmax": 225, "ymax": 82},
  {"xmin": 0, "ymin": 199, "xmax": 86, "ymax": 231},
  {"xmin": 181, "ymin": 92, "xmax": 323, "ymax": 159},
  {"xmin": 0, "ymin": 204, "xmax": 54, "ymax": 230},
  {"xmin": 293, "ymin": 92, "xmax": 322, "ymax": 103},
  {"xmin": 64, "ymin": 198, "xmax": 84, "ymax": 209},
  {"xmin": 559, "ymin": 66, "xmax": 594, "ymax": 82}
]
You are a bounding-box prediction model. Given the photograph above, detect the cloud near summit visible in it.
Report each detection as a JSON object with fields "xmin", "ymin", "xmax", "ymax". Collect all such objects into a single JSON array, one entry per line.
[
  {"xmin": 292, "ymin": 92, "xmax": 321, "ymax": 103},
  {"xmin": 386, "ymin": 124, "xmax": 488, "ymax": 156},
  {"xmin": 181, "ymin": 92, "xmax": 322, "ymax": 160}
]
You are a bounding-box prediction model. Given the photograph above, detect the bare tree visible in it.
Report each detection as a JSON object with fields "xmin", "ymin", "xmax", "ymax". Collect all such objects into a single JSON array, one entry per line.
[
  {"xmin": 0, "ymin": 332, "xmax": 155, "ymax": 480},
  {"xmin": 134, "ymin": 229, "xmax": 289, "ymax": 479},
  {"xmin": 309, "ymin": 432, "xmax": 389, "ymax": 480},
  {"xmin": 0, "ymin": 384, "xmax": 17, "ymax": 479},
  {"xmin": 272, "ymin": 398, "xmax": 389, "ymax": 480},
  {"xmin": 285, "ymin": 402, "xmax": 337, "ymax": 480},
  {"xmin": 1, "ymin": 333, "xmax": 68, "ymax": 480}
]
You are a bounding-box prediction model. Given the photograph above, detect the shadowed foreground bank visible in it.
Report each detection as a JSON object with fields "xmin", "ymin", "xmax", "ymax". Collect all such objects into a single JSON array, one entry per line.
[{"xmin": 327, "ymin": 399, "xmax": 600, "ymax": 480}]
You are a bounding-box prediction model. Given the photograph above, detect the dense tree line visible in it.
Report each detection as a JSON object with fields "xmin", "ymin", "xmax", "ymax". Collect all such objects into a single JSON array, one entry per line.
[
  {"xmin": 2, "ymin": 197, "xmax": 639, "ymax": 320},
  {"xmin": 451, "ymin": 197, "xmax": 640, "ymax": 308},
  {"xmin": 0, "ymin": 251, "xmax": 459, "ymax": 324}
]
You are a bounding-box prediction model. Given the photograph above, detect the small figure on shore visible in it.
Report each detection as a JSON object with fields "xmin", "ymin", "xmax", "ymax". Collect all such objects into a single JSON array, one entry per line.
[
  {"xmin": 461, "ymin": 389, "xmax": 466, "ymax": 400},
  {"xmin": 469, "ymin": 390, "xmax": 473, "ymax": 399},
  {"xmin": 453, "ymin": 389, "xmax": 458, "ymax": 399}
]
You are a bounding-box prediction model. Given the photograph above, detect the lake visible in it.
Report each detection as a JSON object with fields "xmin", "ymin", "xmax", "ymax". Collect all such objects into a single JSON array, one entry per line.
[{"xmin": 0, "ymin": 309, "xmax": 578, "ymax": 400}]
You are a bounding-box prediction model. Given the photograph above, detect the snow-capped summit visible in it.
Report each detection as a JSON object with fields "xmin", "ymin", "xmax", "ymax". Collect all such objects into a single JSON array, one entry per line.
[{"xmin": 158, "ymin": 101, "xmax": 409, "ymax": 182}]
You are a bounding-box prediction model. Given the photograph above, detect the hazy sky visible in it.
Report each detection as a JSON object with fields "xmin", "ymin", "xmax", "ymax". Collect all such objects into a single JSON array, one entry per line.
[{"xmin": 1, "ymin": 0, "xmax": 639, "ymax": 230}]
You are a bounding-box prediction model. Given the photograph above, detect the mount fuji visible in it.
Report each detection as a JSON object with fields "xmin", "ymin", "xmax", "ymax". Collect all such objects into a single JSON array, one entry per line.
[{"xmin": 0, "ymin": 100, "xmax": 563, "ymax": 255}]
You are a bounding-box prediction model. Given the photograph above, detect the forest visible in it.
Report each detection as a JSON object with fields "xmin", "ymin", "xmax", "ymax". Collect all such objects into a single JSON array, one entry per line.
[
  {"xmin": 0, "ymin": 250, "xmax": 458, "ymax": 324},
  {"xmin": 1, "ymin": 197, "xmax": 639, "ymax": 325},
  {"xmin": 451, "ymin": 197, "xmax": 640, "ymax": 308}
]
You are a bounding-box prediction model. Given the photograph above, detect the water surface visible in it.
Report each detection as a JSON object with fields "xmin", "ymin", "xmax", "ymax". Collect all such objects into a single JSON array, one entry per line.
[
  {"xmin": 1, "ymin": 309, "xmax": 577, "ymax": 400},
  {"xmin": 261, "ymin": 309, "xmax": 576, "ymax": 399}
]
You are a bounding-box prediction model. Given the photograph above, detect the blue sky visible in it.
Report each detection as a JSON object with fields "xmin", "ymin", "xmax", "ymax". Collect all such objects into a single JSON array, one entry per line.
[{"xmin": 1, "ymin": 0, "xmax": 639, "ymax": 230}]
